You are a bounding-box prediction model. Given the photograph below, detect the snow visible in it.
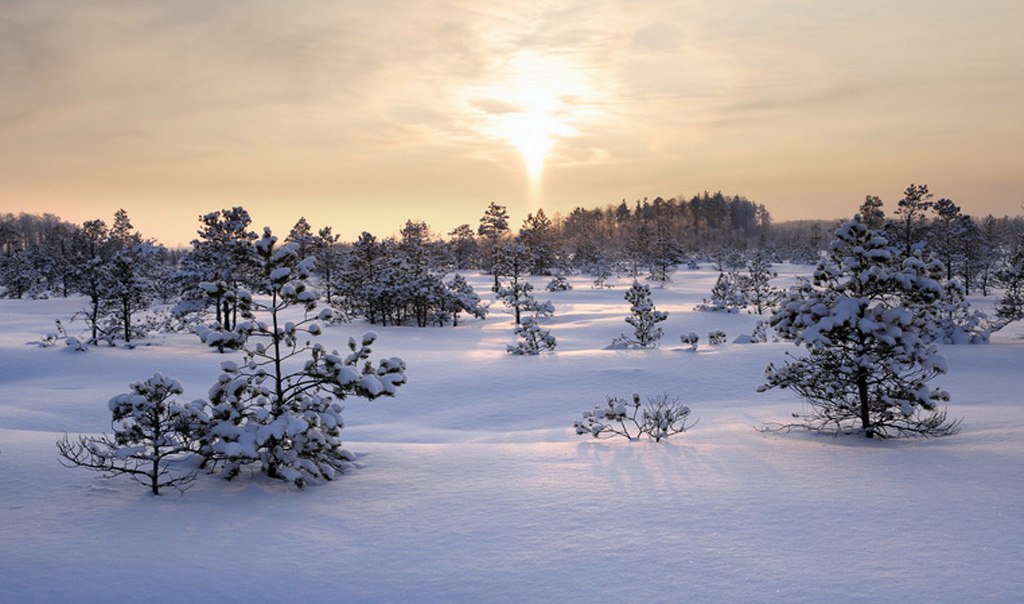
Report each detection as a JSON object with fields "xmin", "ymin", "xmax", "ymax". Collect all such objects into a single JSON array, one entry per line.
[{"xmin": 1, "ymin": 268, "xmax": 1023, "ymax": 602}]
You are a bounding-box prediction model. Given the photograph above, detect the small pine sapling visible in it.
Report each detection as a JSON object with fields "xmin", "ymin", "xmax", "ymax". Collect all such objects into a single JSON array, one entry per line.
[
  {"xmin": 680, "ymin": 332, "xmax": 699, "ymax": 351},
  {"xmin": 610, "ymin": 281, "xmax": 668, "ymax": 349},
  {"xmin": 546, "ymin": 275, "xmax": 573, "ymax": 292},
  {"xmin": 507, "ymin": 316, "xmax": 557, "ymax": 355},
  {"xmin": 574, "ymin": 393, "xmax": 696, "ymax": 442},
  {"xmin": 708, "ymin": 330, "xmax": 727, "ymax": 345},
  {"xmin": 57, "ymin": 373, "xmax": 204, "ymax": 495}
]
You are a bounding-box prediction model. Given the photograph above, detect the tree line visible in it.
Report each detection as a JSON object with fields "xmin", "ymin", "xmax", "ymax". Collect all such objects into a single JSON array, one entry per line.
[{"xmin": 2, "ymin": 186, "xmax": 1024, "ymax": 341}]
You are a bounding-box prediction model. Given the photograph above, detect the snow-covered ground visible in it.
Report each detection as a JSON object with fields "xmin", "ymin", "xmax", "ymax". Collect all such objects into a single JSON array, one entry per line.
[{"xmin": 2, "ymin": 267, "xmax": 1022, "ymax": 603}]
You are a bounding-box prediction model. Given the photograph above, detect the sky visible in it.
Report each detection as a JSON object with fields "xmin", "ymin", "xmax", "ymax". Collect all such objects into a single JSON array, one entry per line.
[{"xmin": 2, "ymin": 0, "xmax": 1023, "ymax": 246}]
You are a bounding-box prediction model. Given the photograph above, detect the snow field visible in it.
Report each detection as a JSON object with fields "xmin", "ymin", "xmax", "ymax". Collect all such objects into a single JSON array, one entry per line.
[{"xmin": 1, "ymin": 267, "xmax": 1022, "ymax": 602}]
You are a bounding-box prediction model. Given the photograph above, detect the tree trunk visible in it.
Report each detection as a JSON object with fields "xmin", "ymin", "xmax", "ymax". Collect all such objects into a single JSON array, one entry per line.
[{"xmin": 857, "ymin": 373, "xmax": 874, "ymax": 438}]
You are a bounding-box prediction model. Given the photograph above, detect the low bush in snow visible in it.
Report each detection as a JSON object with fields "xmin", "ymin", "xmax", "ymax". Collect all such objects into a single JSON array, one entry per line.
[
  {"xmin": 507, "ymin": 317, "xmax": 556, "ymax": 355},
  {"xmin": 574, "ymin": 393, "xmax": 696, "ymax": 442}
]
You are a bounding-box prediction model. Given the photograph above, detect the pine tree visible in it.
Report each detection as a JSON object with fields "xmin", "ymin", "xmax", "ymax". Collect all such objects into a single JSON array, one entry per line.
[
  {"xmin": 105, "ymin": 241, "xmax": 159, "ymax": 343},
  {"xmin": 759, "ymin": 215, "xmax": 959, "ymax": 438},
  {"xmin": 507, "ymin": 316, "xmax": 556, "ymax": 355},
  {"xmin": 478, "ymin": 202, "xmax": 510, "ymax": 290},
  {"xmin": 57, "ymin": 373, "xmax": 203, "ymax": 495},
  {"xmin": 495, "ymin": 241, "xmax": 553, "ymax": 324},
  {"xmin": 610, "ymin": 281, "xmax": 668, "ymax": 348},
  {"xmin": 892, "ymin": 183, "xmax": 934, "ymax": 258},
  {"xmin": 195, "ymin": 228, "xmax": 407, "ymax": 486},
  {"xmin": 520, "ymin": 208, "xmax": 555, "ymax": 275},
  {"xmin": 994, "ymin": 240, "xmax": 1024, "ymax": 328},
  {"xmin": 739, "ymin": 255, "xmax": 780, "ymax": 315},
  {"xmin": 443, "ymin": 274, "xmax": 487, "ymax": 327},
  {"xmin": 696, "ymin": 272, "xmax": 745, "ymax": 313},
  {"xmin": 190, "ymin": 207, "xmax": 258, "ymax": 332}
]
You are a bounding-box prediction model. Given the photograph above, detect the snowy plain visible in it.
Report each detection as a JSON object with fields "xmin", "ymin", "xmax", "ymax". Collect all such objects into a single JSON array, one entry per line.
[{"xmin": 1, "ymin": 267, "xmax": 1022, "ymax": 603}]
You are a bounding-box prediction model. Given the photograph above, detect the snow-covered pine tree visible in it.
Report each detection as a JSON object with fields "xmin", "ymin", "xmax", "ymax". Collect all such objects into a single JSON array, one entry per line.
[
  {"xmin": 507, "ymin": 316, "xmax": 556, "ymax": 355},
  {"xmin": 104, "ymin": 241, "xmax": 159, "ymax": 343},
  {"xmin": 443, "ymin": 274, "xmax": 487, "ymax": 327},
  {"xmin": 758, "ymin": 215, "xmax": 959, "ymax": 438},
  {"xmin": 57, "ymin": 373, "xmax": 203, "ymax": 495},
  {"xmin": 935, "ymin": 280, "xmax": 990, "ymax": 344},
  {"xmin": 310, "ymin": 226, "xmax": 345, "ymax": 306},
  {"xmin": 695, "ymin": 272, "xmax": 745, "ymax": 312},
  {"xmin": 71, "ymin": 219, "xmax": 116, "ymax": 345},
  {"xmin": 194, "ymin": 228, "xmax": 406, "ymax": 486},
  {"xmin": 739, "ymin": 254, "xmax": 780, "ymax": 315},
  {"xmin": 520, "ymin": 208, "xmax": 555, "ymax": 275},
  {"xmin": 994, "ymin": 238, "xmax": 1024, "ymax": 329},
  {"xmin": 478, "ymin": 202, "xmax": 510, "ymax": 291},
  {"xmin": 446, "ymin": 224, "xmax": 479, "ymax": 270},
  {"xmin": 610, "ymin": 281, "xmax": 668, "ymax": 348},
  {"xmin": 546, "ymin": 275, "xmax": 572, "ymax": 292},
  {"xmin": 0, "ymin": 248, "xmax": 40, "ymax": 299},
  {"xmin": 495, "ymin": 241, "xmax": 553, "ymax": 324},
  {"xmin": 189, "ymin": 207, "xmax": 258, "ymax": 333}
]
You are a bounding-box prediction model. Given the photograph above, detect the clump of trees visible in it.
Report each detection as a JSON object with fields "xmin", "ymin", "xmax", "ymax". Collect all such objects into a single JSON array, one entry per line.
[{"xmin": 59, "ymin": 228, "xmax": 408, "ymax": 491}]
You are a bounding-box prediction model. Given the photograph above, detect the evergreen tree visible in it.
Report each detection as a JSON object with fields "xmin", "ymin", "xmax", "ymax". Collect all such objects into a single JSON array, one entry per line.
[
  {"xmin": 105, "ymin": 241, "xmax": 159, "ymax": 343},
  {"xmin": 443, "ymin": 274, "xmax": 487, "ymax": 327},
  {"xmin": 759, "ymin": 215, "xmax": 959, "ymax": 438},
  {"xmin": 195, "ymin": 228, "xmax": 407, "ymax": 486},
  {"xmin": 189, "ymin": 207, "xmax": 258, "ymax": 332},
  {"xmin": 696, "ymin": 272, "xmax": 745, "ymax": 313},
  {"xmin": 311, "ymin": 226, "xmax": 344, "ymax": 305},
  {"xmin": 57, "ymin": 373, "xmax": 203, "ymax": 495},
  {"xmin": 507, "ymin": 316, "xmax": 556, "ymax": 355},
  {"xmin": 738, "ymin": 255, "xmax": 780, "ymax": 315},
  {"xmin": 892, "ymin": 183, "xmax": 934, "ymax": 258},
  {"xmin": 0, "ymin": 248, "xmax": 38, "ymax": 299},
  {"xmin": 447, "ymin": 224, "xmax": 479, "ymax": 270},
  {"xmin": 610, "ymin": 281, "xmax": 668, "ymax": 348},
  {"xmin": 286, "ymin": 217, "xmax": 315, "ymax": 260},
  {"xmin": 478, "ymin": 202, "xmax": 510, "ymax": 290},
  {"xmin": 858, "ymin": 195, "xmax": 886, "ymax": 229},
  {"xmin": 994, "ymin": 239, "xmax": 1024, "ymax": 328},
  {"xmin": 930, "ymin": 197, "xmax": 963, "ymax": 282},
  {"xmin": 520, "ymin": 208, "xmax": 555, "ymax": 275},
  {"xmin": 495, "ymin": 242, "xmax": 553, "ymax": 324}
]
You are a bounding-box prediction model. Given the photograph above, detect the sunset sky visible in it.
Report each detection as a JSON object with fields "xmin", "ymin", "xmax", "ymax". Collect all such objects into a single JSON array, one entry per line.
[{"xmin": 2, "ymin": 0, "xmax": 1022, "ymax": 246}]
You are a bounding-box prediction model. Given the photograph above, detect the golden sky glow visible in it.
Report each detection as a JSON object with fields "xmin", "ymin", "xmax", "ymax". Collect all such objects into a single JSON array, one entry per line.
[{"xmin": 2, "ymin": 1, "xmax": 1023, "ymax": 245}]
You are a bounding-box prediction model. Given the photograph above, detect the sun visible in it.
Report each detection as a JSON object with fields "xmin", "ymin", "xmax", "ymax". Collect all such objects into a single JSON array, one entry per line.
[
  {"xmin": 500, "ymin": 108, "xmax": 559, "ymax": 182},
  {"xmin": 464, "ymin": 50, "xmax": 595, "ymax": 187}
]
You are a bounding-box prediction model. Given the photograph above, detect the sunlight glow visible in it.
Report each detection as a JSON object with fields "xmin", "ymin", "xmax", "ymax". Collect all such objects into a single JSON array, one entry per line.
[{"xmin": 463, "ymin": 50, "xmax": 597, "ymax": 189}]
